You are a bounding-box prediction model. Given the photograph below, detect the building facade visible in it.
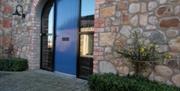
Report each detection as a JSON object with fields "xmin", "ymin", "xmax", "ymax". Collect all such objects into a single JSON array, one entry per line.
[{"xmin": 0, "ymin": 0, "xmax": 180, "ymax": 87}]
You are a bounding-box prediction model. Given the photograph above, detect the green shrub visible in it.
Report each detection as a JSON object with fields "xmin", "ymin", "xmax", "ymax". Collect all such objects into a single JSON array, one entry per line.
[
  {"xmin": 88, "ymin": 74, "xmax": 180, "ymax": 91},
  {"xmin": 0, "ymin": 57, "xmax": 28, "ymax": 71}
]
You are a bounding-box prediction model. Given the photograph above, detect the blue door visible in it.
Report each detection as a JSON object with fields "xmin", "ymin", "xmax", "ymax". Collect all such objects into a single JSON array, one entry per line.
[{"xmin": 54, "ymin": 0, "xmax": 80, "ymax": 75}]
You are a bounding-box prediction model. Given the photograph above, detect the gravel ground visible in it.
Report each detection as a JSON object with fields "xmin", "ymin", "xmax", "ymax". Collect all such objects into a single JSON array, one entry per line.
[{"xmin": 0, "ymin": 70, "xmax": 89, "ymax": 91}]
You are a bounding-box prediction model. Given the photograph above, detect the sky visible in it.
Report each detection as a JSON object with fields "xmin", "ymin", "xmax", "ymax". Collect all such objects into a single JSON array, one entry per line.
[
  {"xmin": 81, "ymin": 0, "xmax": 95, "ymax": 16},
  {"xmin": 48, "ymin": 5, "xmax": 54, "ymax": 34}
]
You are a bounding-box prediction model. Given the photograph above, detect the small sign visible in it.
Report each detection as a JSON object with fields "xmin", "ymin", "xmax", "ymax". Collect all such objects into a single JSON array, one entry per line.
[{"xmin": 62, "ymin": 37, "xmax": 69, "ymax": 41}]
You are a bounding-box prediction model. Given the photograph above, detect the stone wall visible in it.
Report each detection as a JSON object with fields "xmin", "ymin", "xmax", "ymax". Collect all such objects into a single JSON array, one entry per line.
[
  {"xmin": 0, "ymin": 0, "xmax": 32, "ymax": 60},
  {"xmin": 0, "ymin": 0, "xmax": 47, "ymax": 69},
  {"xmin": 94, "ymin": 0, "xmax": 180, "ymax": 87}
]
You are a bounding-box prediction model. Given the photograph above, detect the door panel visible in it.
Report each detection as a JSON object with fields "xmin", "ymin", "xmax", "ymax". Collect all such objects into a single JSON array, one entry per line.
[
  {"xmin": 79, "ymin": 56, "xmax": 93, "ymax": 79},
  {"xmin": 54, "ymin": 0, "xmax": 80, "ymax": 75}
]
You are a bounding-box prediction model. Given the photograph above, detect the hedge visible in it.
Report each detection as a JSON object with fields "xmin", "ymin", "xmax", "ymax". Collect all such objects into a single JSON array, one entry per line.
[
  {"xmin": 0, "ymin": 57, "xmax": 28, "ymax": 71},
  {"xmin": 88, "ymin": 74, "xmax": 180, "ymax": 91}
]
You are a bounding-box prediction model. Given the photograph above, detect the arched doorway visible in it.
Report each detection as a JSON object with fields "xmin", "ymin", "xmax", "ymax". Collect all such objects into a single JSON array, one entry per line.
[
  {"xmin": 38, "ymin": 0, "xmax": 94, "ymax": 79},
  {"xmin": 40, "ymin": 0, "xmax": 54, "ymax": 71}
]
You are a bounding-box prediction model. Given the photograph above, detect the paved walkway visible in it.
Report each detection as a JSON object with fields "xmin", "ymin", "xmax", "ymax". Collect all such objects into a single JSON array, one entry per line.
[{"xmin": 0, "ymin": 70, "xmax": 89, "ymax": 91}]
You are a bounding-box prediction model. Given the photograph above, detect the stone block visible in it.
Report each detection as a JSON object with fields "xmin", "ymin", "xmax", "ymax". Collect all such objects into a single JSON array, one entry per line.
[
  {"xmin": 149, "ymin": 31, "xmax": 167, "ymax": 44},
  {"xmin": 99, "ymin": 61, "xmax": 117, "ymax": 74},
  {"xmin": 140, "ymin": 14, "xmax": 148, "ymax": 26},
  {"xmin": 122, "ymin": 13, "xmax": 129, "ymax": 24},
  {"xmin": 119, "ymin": 0, "xmax": 128, "ymax": 10},
  {"xmin": 141, "ymin": 2, "xmax": 147, "ymax": 13},
  {"xmin": 156, "ymin": 5, "xmax": 173, "ymax": 17},
  {"xmin": 3, "ymin": 19, "xmax": 12, "ymax": 28},
  {"xmin": 172, "ymin": 74, "xmax": 180, "ymax": 87},
  {"xmin": 155, "ymin": 65, "xmax": 173, "ymax": 77},
  {"xmin": 149, "ymin": 16, "xmax": 158, "ymax": 25},
  {"xmin": 130, "ymin": 15, "xmax": 138, "ymax": 26},
  {"xmin": 169, "ymin": 37, "xmax": 180, "ymax": 52},
  {"xmin": 120, "ymin": 25, "xmax": 132, "ymax": 38},
  {"xmin": 175, "ymin": 5, "xmax": 180, "ymax": 15},
  {"xmin": 148, "ymin": 1, "xmax": 158, "ymax": 11},
  {"xmin": 3, "ymin": 5, "xmax": 13, "ymax": 14},
  {"xmin": 160, "ymin": 17, "xmax": 180, "ymax": 28},
  {"xmin": 166, "ymin": 29, "xmax": 178, "ymax": 38},
  {"xmin": 117, "ymin": 65, "xmax": 129, "ymax": 76},
  {"xmin": 100, "ymin": 6, "xmax": 116, "ymax": 17},
  {"xmin": 154, "ymin": 76, "xmax": 167, "ymax": 83},
  {"xmin": 129, "ymin": 3, "xmax": 140, "ymax": 14},
  {"xmin": 95, "ymin": 18, "xmax": 105, "ymax": 28},
  {"xmin": 158, "ymin": 0, "xmax": 167, "ymax": 4},
  {"xmin": 99, "ymin": 32, "xmax": 115, "ymax": 46},
  {"xmin": 114, "ymin": 34, "xmax": 127, "ymax": 50}
]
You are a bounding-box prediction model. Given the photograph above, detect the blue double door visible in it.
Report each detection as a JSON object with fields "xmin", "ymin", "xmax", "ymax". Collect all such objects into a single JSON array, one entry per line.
[{"xmin": 54, "ymin": 0, "xmax": 80, "ymax": 76}]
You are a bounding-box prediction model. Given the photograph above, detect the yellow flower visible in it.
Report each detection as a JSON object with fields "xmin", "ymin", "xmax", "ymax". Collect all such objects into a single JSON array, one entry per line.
[
  {"xmin": 140, "ymin": 47, "xmax": 145, "ymax": 53},
  {"xmin": 167, "ymin": 55, "xmax": 172, "ymax": 59},
  {"xmin": 164, "ymin": 53, "xmax": 172, "ymax": 59}
]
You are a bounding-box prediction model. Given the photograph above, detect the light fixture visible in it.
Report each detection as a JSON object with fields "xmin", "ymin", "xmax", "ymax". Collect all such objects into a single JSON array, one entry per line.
[{"xmin": 12, "ymin": 4, "xmax": 25, "ymax": 19}]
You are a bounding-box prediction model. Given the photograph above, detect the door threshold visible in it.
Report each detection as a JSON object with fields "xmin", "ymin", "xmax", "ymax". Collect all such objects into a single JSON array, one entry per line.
[{"xmin": 54, "ymin": 71, "xmax": 76, "ymax": 79}]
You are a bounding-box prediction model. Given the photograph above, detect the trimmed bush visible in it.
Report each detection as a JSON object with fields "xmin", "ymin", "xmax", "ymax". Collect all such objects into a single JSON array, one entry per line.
[
  {"xmin": 88, "ymin": 74, "xmax": 180, "ymax": 91},
  {"xmin": 0, "ymin": 58, "xmax": 28, "ymax": 71}
]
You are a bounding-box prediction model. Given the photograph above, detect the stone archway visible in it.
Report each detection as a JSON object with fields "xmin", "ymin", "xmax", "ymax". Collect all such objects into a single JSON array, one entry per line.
[{"xmin": 26, "ymin": 0, "xmax": 48, "ymax": 69}]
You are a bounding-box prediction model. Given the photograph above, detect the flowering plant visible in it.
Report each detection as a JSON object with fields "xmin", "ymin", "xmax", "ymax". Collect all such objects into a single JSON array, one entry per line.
[
  {"xmin": 117, "ymin": 32, "xmax": 170, "ymax": 62},
  {"xmin": 117, "ymin": 31, "xmax": 171, "ymax": 74}
]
